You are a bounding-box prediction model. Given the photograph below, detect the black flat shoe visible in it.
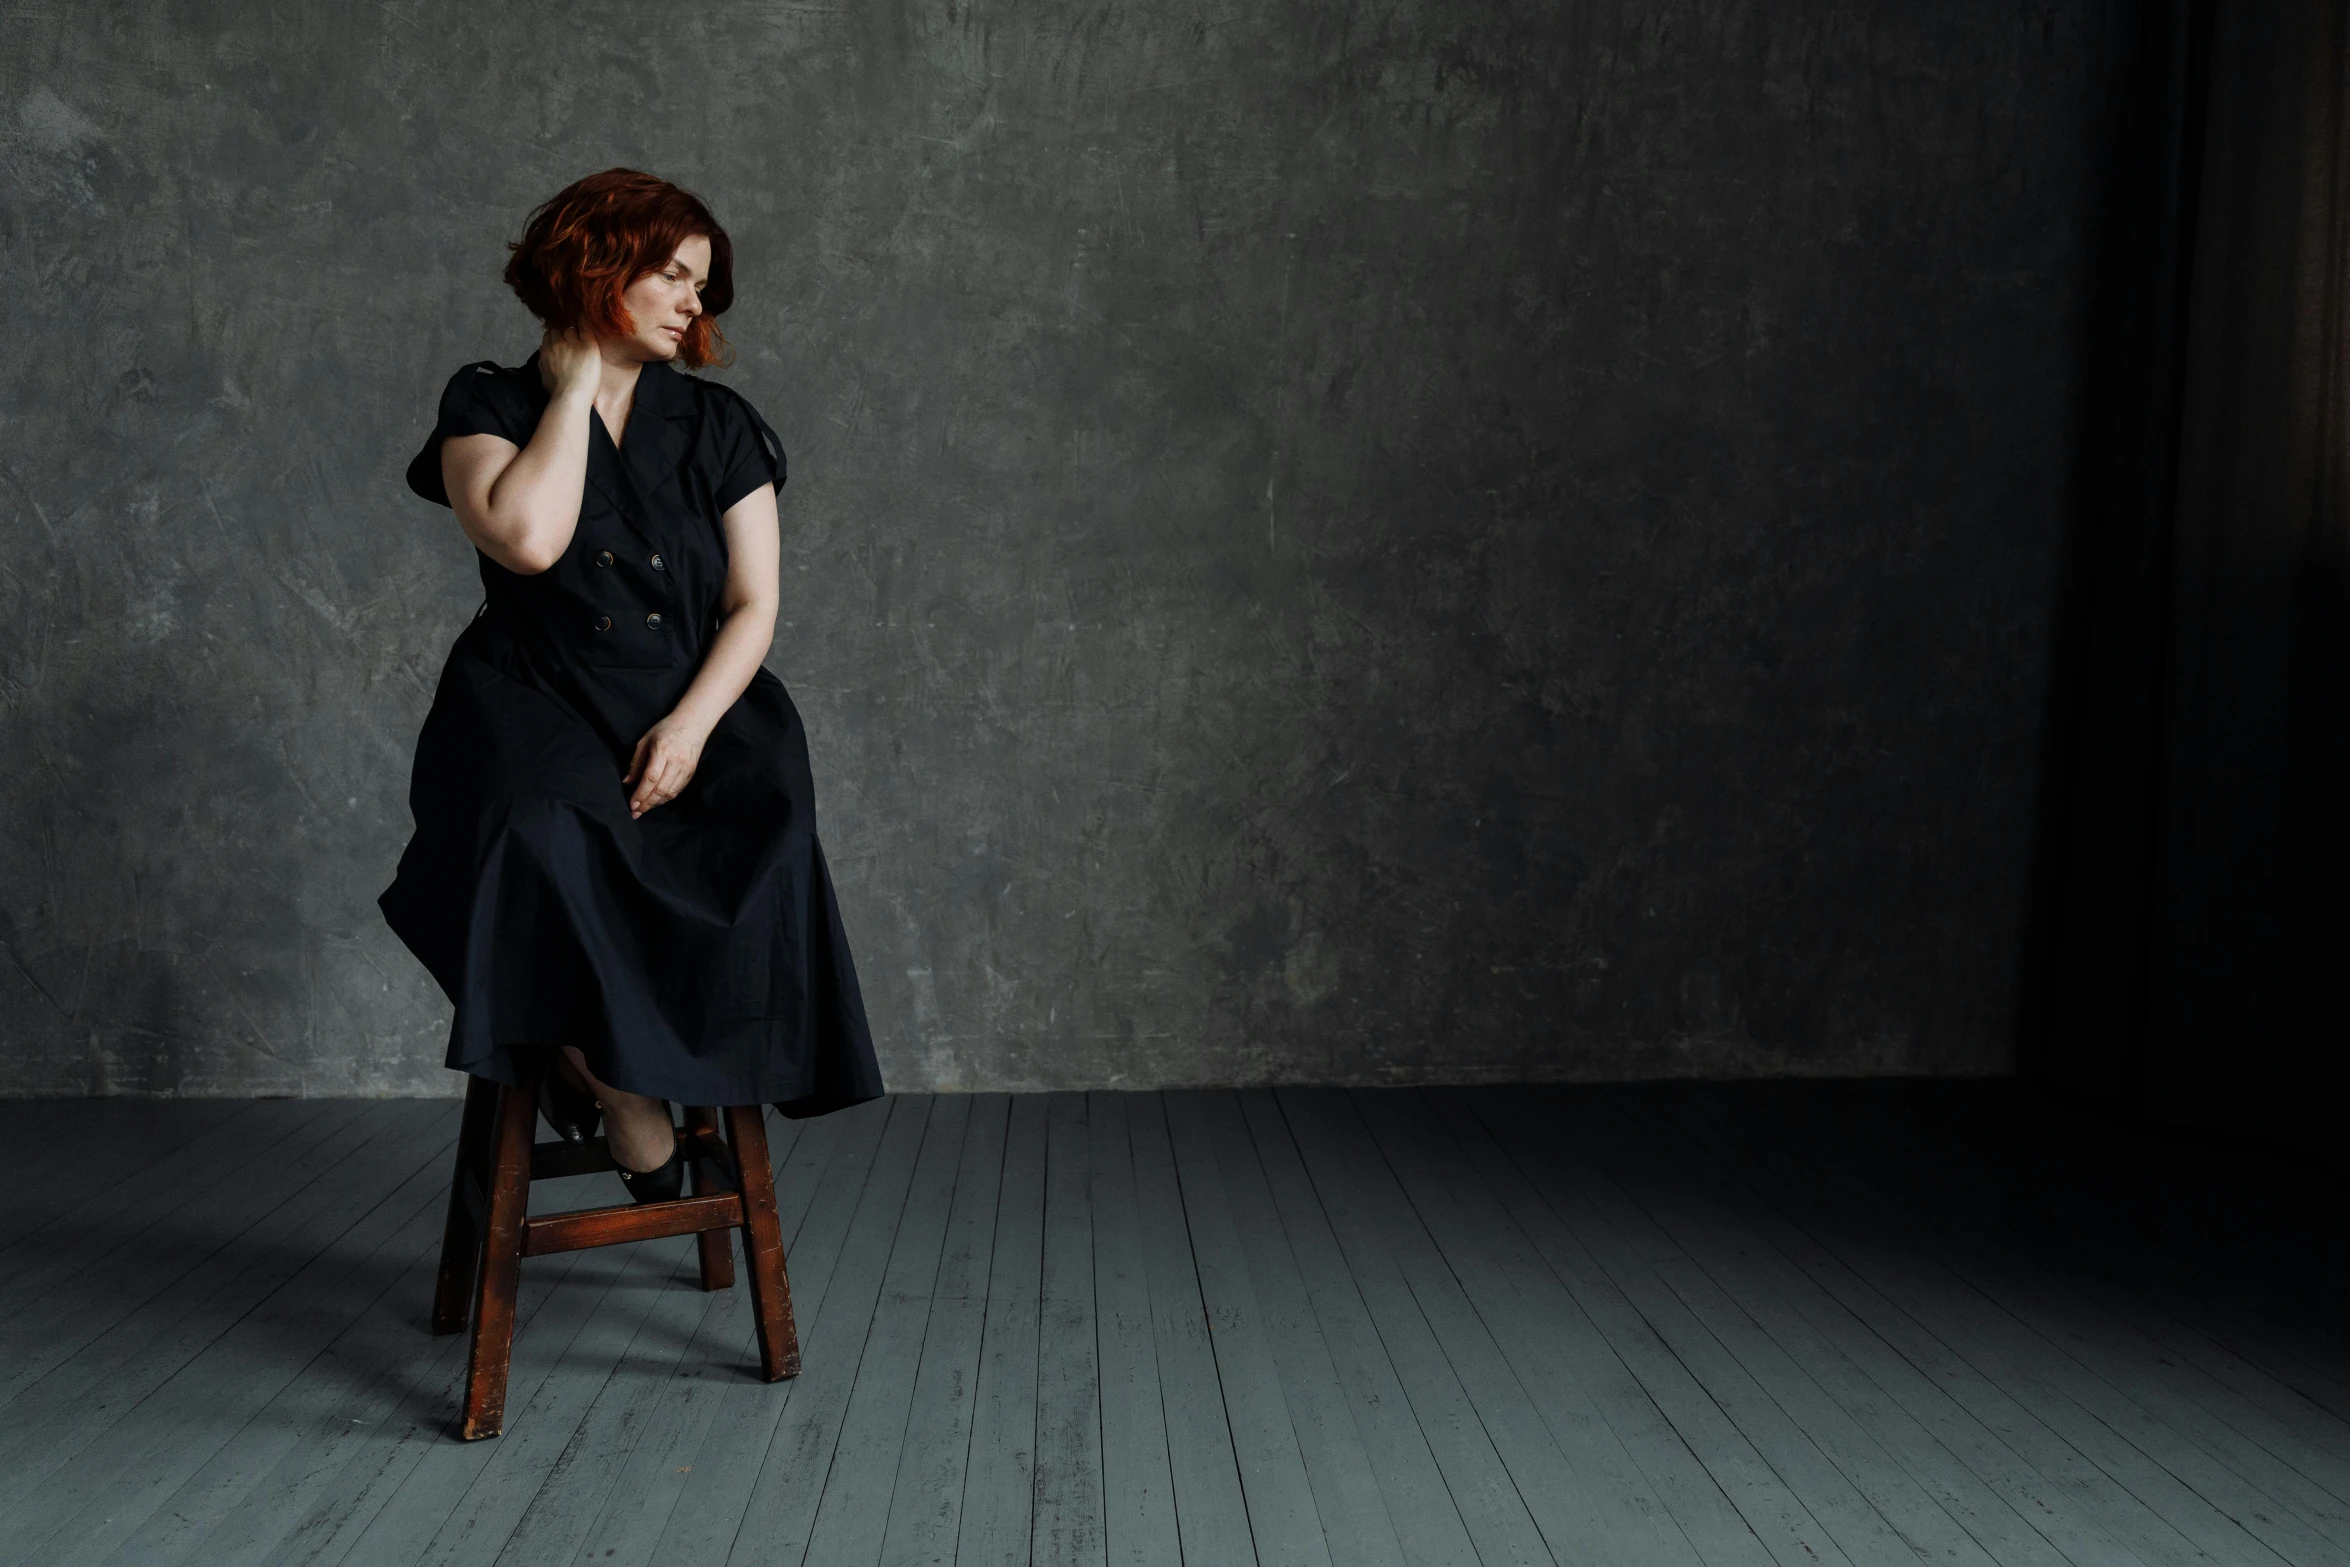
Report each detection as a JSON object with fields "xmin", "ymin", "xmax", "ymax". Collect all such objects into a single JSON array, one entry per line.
[
  {"xmin": 615, "ymin": 1139, "xmax": 685, "ymax": 1204},
  {"xmin": 537, "ymin": 1065, "xmax": 601, "ymax": 1144}
]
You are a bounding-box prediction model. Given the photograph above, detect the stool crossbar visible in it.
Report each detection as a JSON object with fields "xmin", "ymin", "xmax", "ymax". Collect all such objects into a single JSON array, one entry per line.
[{"xmin": 432, "ymin": 1062, "xmax": 801, "ymax": 1439}]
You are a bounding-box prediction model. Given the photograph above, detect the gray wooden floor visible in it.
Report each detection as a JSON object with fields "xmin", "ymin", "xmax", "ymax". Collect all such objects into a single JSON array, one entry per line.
[{"xmin": 1, "ymin": 1085, "xmax": 2346, "ymax": 1567}]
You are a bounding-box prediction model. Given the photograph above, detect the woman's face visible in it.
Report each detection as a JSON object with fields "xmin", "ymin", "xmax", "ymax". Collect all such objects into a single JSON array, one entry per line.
[{"xmin": 615, "ymin": 234, "xmax": 711, "ymax": 362}]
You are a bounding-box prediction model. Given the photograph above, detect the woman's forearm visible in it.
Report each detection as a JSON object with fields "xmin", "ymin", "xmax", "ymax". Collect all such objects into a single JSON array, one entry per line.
[{"xmin": 668, "ymin": 601, "xmax": 778, "ymax": 737}]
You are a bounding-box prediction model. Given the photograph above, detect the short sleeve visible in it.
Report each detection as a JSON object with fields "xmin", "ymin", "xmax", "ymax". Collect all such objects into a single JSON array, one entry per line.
[
  {"xmin": 710, "ymin": 385, "xmax": 788, "ymax": 513},
  {"xmin": 404, "ymin": 362, "xmax": 540, "ymax": 507}
]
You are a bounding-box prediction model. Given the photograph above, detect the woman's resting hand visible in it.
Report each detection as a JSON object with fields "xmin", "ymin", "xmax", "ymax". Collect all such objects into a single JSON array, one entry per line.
[{"xmin": 624, "ymin": 712, "xmax": 711, "ymax": 818}]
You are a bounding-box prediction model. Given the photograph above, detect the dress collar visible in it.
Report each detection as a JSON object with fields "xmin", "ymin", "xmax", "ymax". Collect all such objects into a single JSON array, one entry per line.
[
  {"xmin": 629, "ymin": 357, "xmax": 699, "ymax": 422},
  {"xmin": 510, "ymin": 350, "xmax": 697, "ymax": 536},
  {"xmin": 516, "ymin": 350, "xmax": 695, "ymax": 421}
]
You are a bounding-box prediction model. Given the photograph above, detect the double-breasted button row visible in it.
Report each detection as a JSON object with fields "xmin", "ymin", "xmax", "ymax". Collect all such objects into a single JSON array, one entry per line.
[{"xmin": 587, "ymin": 546, "xmax": 669, "ymax": 634}]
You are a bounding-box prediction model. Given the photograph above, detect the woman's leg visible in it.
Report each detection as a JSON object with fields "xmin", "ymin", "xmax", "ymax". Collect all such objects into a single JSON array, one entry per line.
[{"xmin": 557, "ymin": 1047, "xmax": 678, "ymax": 1172}]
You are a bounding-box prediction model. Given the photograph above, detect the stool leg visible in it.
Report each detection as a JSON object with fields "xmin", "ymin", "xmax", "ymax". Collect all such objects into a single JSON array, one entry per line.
[
  {"xmin": 684, "ymin": 1105, "xmax": 736, "ymax": 1291},
  {"xmin": 460, "ymin": 1069, "xmax": 538, "ymax": 1440},
  {"xmin": 431, "ymin": 1074, "xmax": 501, "ymax": 1335},
  {"xmin": 726, "ymin": 1104, "xmax": 800, "ymax": 1379}
]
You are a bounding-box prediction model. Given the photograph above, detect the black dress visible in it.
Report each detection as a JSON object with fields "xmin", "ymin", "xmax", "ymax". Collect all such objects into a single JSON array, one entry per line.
[{"xmin": 380, "ymin": 352, "xmax": 883, "ymax": 1118}]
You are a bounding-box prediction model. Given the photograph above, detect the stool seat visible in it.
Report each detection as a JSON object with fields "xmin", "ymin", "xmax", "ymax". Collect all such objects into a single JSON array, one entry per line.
[{"xmin": 431, "ymin": 1063, "xmax": 801, "ymax": 1440}]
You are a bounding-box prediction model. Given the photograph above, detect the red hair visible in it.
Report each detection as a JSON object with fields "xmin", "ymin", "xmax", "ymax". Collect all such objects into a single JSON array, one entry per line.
[{"xmin": 504, "ymin": 169, "xmax": 735, "ymax": 369}]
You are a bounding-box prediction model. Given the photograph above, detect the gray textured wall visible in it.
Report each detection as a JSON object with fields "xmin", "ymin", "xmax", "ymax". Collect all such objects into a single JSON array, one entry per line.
[{"xmin": 0, "ymin": 1, "xmax": 2116, "ymax": 1096}]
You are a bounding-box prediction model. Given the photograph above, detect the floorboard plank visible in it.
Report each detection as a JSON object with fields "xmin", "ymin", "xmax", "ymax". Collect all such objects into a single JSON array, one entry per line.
[
  {"xmin": 333, "ymin": 1234, "xmax": 659, "ymax": 1562},
  {"xmin": 1363, "ymin": 1089, "xmax": 1777, "ymax": 1567},
  {"xmin": 173, "ymin": 1121, "xmax": 781, "ymax": 1567},
  {"xmin": 1497, "ymin": 1091, "xmax": 1955, "ymax": 1567},
  {"xmin": 1774, "ymin": 1220, "xmax": 2339, "ymax": 1559},
  {"xmin": 1693, "ymin": 1088, "xmax": 2350, "ymax": 1561},
  {"xmin": 800, "ymin": 1094, "xmax": 974, "ymax": 1567},
  {"xmin": 554, "ymin": 1106, "xmax": 856, "ymax": 1567},
  {"xmin": 1318, "ymin": 1089, "xmax": 1707, "ymax": 1567},
  {"xmin": 2176, "ymin": 1306, "xmax": 2350, "ymax": 1426},
  {"xmin": 0, "ymin": 1099, "xmax": 250, "ymax": 1245},
  {"xmin": 876, "ymin": 1093, "xmax": 1012, "ymax": 1567},
  {"xmin": 2136, "ymin": 1295, "xmax": 2350, "ymax": 1431},
  {"xmin": 1635, "ymin": 1090, "xmax": 2293, "ymax": 1567},
  {"xmin": 1127, "ymin": 1091, "xmax": 1259, "ymax": 1565},
  {"xmin": 93, "ymin": 1129, "xmax": 475, "ymax": 1567},
  {"xmin": 1163, "ymin": 1090, "xmax": 1344, "ymax": 1567},
  {"xmin": 1358, "ymin": 1089, "xmax": 1775, "ymax": 1567},
  {"xmin": 2078, "ymin": 1292, "xmax": 2350, "ymax": 1500},
  {"xmin": 1269, "ymin": 1089, "xmax": 1554, "ymax": 1567},
  {"xmin": 0, "ymin": 1099, "xmax": 319, "ymax": 1273},
  {"xmin": 651, "ymin": 1094, "xmax": 921, "ymax": 1565},
  {"xmin": 1030, "ymin": 1092, "xmax": 1109, "ymax": 1567},
  {"xmin": 1084, "ymin": 1093, "xmax": 1180, "ymax": 1567},
  {"xmin": 6, "ymin": 1105, "xmax": 457, "ymax": 1567},
  {"xmin": 482, "ymin": 1129, "xmax": 803, "ymax": 1567},
  {"xmin": 1235, "ymin": 1091, "xmax": 1484, "ymax": 1567},
  {"xmin": 956, "ymin": 1092, "xmax": 1049, "ymax": 1567},
  {"xmin": 0, "ymin": 1102, "xmax": 386, "ymax": 1441},
  {"xmin": 0, "ymin": 1097, "xmax": 88, "ymax": 1175},
  {"xmin": 422, "ymin": 1234, "xmax": 706, "ymax": 1567},
  {"xmin": 1770, "ymin": 1095, "xmax": 2350, "ymax": 1537},
  {"xmin": 1180, "ymin": 1090, "xmax": 1401, "ymax": 1567},
  {"xmin": 691, "ymin": 1094, "xmax": 939, "ymax": 1565},
  {"xmin": 1882, "ymin": 1239, "xmax": 2350, "ymax": 1549},
  {"xmin": 0, "ymin": 1099, "xmax": 352, "ymax": 1347},
  {"xmin": 246, "ymin": 1254, "xmax": 602, "ymax": 1567},
  {"xmin": 0, "ymin": 1103, "xmax": 445, "ymax": 1530},
  {"xmin": 245, "ymin": 1111, "xmax": 837, "ymax": 1567},
  {"xmin": 1396, "ymin": 1090, "xmax": 1855, "ymax": 1567},
  {"xmin": 1704, "ymin": 1100, "xmax": 2350, "ymax": 1540},
  {"xmin": 1535, "ymin": 1092, "xmax": 2139, "ymax": 1567},
  {"xmin": 1638, "ymin": 1091, "xmax": 2256, "ymax": 1567},
  {"xmin": 1372, "ymin": 1090, "xmax": 1776, "ymax": 1567},
  {"xmin": 1523, "ymin": 1096, "xmax": 2020, "ymax": 1567}
]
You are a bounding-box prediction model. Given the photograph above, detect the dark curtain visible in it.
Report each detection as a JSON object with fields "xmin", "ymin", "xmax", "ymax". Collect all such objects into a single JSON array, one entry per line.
[{"xmin": 2025, "ymin": 0, "xmax": 2350, "ymax": 1149}]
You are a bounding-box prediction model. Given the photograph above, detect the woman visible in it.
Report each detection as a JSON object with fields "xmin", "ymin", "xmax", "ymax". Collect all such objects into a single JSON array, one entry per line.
[{"xmin": 381, "ymin": 169, "xmax": 882, "ymax": 1201}]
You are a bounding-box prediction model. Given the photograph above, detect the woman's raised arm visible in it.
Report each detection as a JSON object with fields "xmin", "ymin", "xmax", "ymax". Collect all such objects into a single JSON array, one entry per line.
[{"xmin": 441, "ymin": 330, "xmax": 604, "ymax": 574}]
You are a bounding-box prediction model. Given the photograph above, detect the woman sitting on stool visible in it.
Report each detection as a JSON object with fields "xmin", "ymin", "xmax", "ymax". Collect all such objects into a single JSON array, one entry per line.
[{"xmin": 381, "ymin": 168, "xmax": 883, "ymax": 1199}]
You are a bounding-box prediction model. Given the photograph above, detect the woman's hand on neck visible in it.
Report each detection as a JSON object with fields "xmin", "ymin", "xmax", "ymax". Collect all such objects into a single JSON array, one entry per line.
[
  {"xmin": 538, "ymin": 327, "xmax": 604, "ymax": 402},
  {"xmin": 539, "ymin": 327, "xmax": 650, "ymax": 447}
]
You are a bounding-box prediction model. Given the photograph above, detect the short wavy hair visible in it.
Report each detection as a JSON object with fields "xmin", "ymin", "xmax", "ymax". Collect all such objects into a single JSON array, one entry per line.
[{"xmin": 504, "ymin": 169, "xmax": 735, "ymax": 369}]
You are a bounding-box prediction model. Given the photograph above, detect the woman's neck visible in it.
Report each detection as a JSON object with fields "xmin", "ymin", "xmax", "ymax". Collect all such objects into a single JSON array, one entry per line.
[{"xmin": 593, "ymin": 353, "xmax": 646, "ymax": 446}]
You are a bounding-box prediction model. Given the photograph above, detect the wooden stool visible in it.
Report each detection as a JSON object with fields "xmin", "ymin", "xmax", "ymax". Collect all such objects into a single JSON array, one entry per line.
[{"xmin": 431, "ymin": 1061, "xmax": 800, "ymax": 1439}]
